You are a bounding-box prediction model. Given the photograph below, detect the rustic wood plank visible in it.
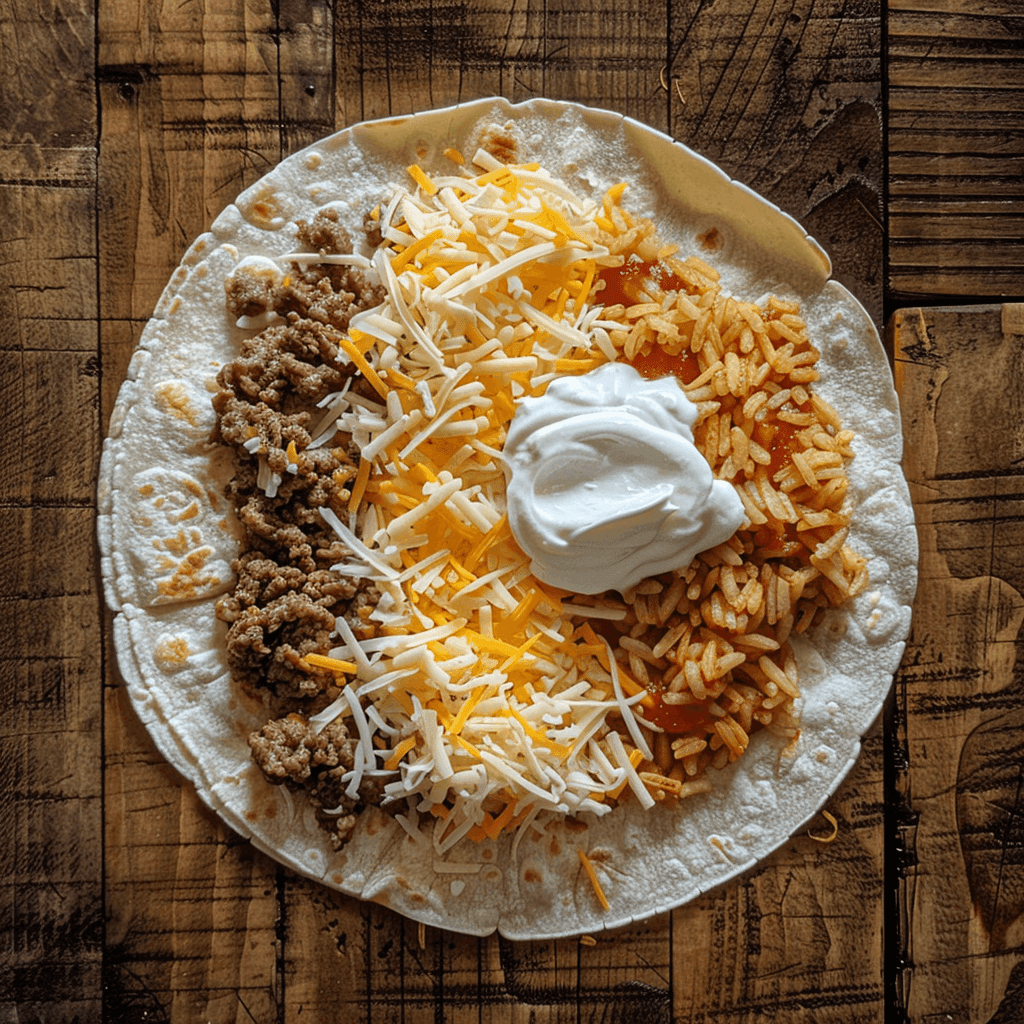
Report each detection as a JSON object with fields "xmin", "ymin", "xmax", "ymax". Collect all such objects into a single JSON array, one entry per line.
[
  {"xmin": 0, "ymin": 512, "xmax": 103, "ymax": 1024},
  {"xmin": 287, "ymin": 900, "xmax": 673, "ymax": 1024},
  {"xmin": 520, "ymin": 2, "xmax": 668, "ymax": 127},
  {"xmin": 0, "ymin": 0, "xmax": 103, "ymax": 1021},
  {"xmin": 496, "ymin": 925, "xmax": 672, "ymax": 1023},
  {"xmin": 331, "ymin": 0, "xmax": 668, "ymax": 127},
  {"xmin": 669, "ymin": 0, "xmax": 885, "ymax": 326},
  {"xmin": 889, "ymin": 212, "xmax": 1024, "ymax": 241},
  {"xmin": 664, "ymin": 4, "xmax": 887, "ymax": 1020},
  {"xmin": 97, "ymin": 2, "xmax": 292, "ymax": 1021},
  {"xmin": 97, "ymin": 2, "xmax": 293, "ymax": 333},
  {"xmin": 671, "ymin": 734, "xmax": 886, "ymax": 1023},
  {"xmin": 277, "ymin": 878, "xmax": 371, "ymax": 1020},
  {"xmin": 0, "ymin": 147, "xmax": 96, "ymax": 357},
  {"xmin": 892, "ymin": 304, "xmax": 1024, "ymax": 1022},
  {"xmin": 103, "ymin": 678, "xmax": 281, "ymax": 1024},
  {"xmin": 887, "ymin": 2, "xmax": 1024, "ymax": 298},
  {"xmin": 278, "ymin": 0, "xmax": 335, "ymax": 152}
]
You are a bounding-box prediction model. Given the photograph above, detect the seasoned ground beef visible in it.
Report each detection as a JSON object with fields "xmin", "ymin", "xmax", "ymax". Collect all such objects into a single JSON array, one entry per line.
[
  {"xmin": 250, "ymin": 714, "xmax": 357, "ymax": 782},
  {"xmin": 214, "ymin": 205, "xmax": 389, "ymax": 841},
  {"xmin": 296, "ymin": 206, "xmax": 354, "ymax": 256},
  {"xmin": 221, "ymin": 458, "xmax": 353, "ymax": 572},
  {"xmin": 225, "ymin": 209, "xmax": 384, "ymax": 327},
  {"xmin": 249, "ymin": 715, "xmax": 383, "ymax": 849},
  {"xmin": 216, "ymin": 551, "xmax": 359, "ymax": 698},
  {"xmin": 216, "ymin": 319, "xmax": 348, "ymax": 411}
]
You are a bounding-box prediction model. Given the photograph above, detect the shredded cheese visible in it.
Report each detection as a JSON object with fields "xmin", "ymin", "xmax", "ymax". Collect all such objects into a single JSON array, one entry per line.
[
  {"xmin": 577, "ymin": 849, "xmax": 610, "ymax": 911},
  {"xmin": 807, "ymin": 809, "xmax": 840, "ymax": 843},
  {"xmin": 302, "ymin": 653, "xmax": 358, "ymax": 674},
  {"xmin": 277, "ymin": 156, "xmax": 679, "ymax": 848}
]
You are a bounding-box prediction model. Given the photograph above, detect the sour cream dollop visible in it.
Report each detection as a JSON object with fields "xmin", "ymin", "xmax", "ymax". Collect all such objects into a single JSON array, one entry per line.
[{"xmin": 503, "ymin": 362, "xmax": 746, "ymax": 594}]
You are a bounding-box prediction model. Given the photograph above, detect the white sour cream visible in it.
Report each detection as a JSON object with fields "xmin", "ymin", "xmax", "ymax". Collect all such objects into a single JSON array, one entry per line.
[{"xmin": 502, "ymin": 362, "xmax": 746, "ymax": 594}]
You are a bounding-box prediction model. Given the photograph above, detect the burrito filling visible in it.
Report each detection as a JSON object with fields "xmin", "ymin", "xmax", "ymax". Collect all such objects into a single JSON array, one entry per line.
[{"xmin": 212, "ymin": 147, "xmax": 867, "ymax": 856}]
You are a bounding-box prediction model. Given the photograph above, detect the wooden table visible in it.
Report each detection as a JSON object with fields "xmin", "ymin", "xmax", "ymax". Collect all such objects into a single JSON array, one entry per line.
[{"xmin": 3, "ymin": 2, "xmax": 1022, "ymax": 1021}]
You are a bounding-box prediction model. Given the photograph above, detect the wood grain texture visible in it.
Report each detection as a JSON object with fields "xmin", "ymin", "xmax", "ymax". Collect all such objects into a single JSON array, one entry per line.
[
  {"xmin": 7, "ymin": 0, "xmax": 986, "ymax": 1020},
  {"xmin": 668, "ymin": 0, "xmax": 885, "ymax": 326},
  {"xmin": 0, "ymin": 1, "xmax": 103, "ymax": 1022},
  {"xmin": 103, "ymin": 681, "xmax": 280, "ymax": 1024},
  {"xmin": 887, "ymin": 1, "xmax": 1024, "ymax": 298},
  {"xmin": 669, "ymin": 741, "xmax": 886, "ymax": 1024},
  {"xmin": 892, "ymin": 304, "xmax": 1024, "ymax": 1023},
  {"xmin": 97, "ymin": 2, "xmax": 294, "ymax": 1021},
  {"xmin": 332, "ymin": 0, "xmax": 669, "ymax": 128}
]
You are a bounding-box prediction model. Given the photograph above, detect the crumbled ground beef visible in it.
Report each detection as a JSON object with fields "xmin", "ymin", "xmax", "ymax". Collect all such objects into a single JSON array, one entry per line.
[
  {"xmin": 225, "ymin": 209, "xmax": 385, "ymax": 327},
  {"xmin": 220, "ymin": 457, "xmax": 353, "ymax": 571},
  {"xmin": 216, "ymin": 320, "xmax": 348, "ymax": 411},
  {"xmin": 216, "ymin": 551, "xmax": 361, "ymax": 698},
  {"xmin": 250, "ymin": 714, "xmax": 356, "ymax": 782},
  {"xmin": 297, "ymin": 206, "xmax": 354, "ymax": 256},
  {"xmin": 214, "ymin": 206, "xmax": 389, "ymax": 843},
  {"xmin": 249, "ymin": 715, "xmax": 383, "ymax": 849}
]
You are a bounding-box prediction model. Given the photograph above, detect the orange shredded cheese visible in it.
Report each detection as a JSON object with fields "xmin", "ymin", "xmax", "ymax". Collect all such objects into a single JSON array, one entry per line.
[
  {"xmin": 807, "ymin": 809, "xmax": 839, "ymax": 843},
  {"xmin": 347, "ymin": 457, "xmax": 372, "ymax": 513},
  {"xmin": 335, "ymin": 333, "xmax": 389, "ymax": 400},
  {"xmin": 577, "ymin": 849, "xmax": 610, "ymax": 911},
  {"xmin": 301, "ymin": 653, "xmax": 357, "ymax": 674},
  {"xmin": 406, "ymin": 163, "xmax": 439, "ymax": 195},
  {"xmin": 384, "ymin": 735, "xmax": 418, "ymax": 770},
  {"xmin": 391, "ymin": 228, "xmax": 445, "ymax": 274}
]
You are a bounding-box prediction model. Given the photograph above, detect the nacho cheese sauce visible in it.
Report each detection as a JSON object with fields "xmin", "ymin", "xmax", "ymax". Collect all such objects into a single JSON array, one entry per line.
[
  {"xmin": 221, "ymin": 146, "xmax": 868, "ymax": 864},
  {"xmin": 503, "ymin": 362, "xmax": 745, "ymax": 594}
]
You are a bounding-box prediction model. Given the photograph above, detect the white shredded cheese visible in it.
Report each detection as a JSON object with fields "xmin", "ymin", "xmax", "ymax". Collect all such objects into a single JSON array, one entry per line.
[{"xmin": 285, "ymin": 157, "xmax": 680, "ymax": 851}]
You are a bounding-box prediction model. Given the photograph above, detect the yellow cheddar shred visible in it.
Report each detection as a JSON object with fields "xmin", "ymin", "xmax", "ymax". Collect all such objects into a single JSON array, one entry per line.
[
  {"xmin": 347, "ymin": 458, "xmax": 372, "ymax": 513},
  {"xmin": 577, "ymin": 849, "xmax": 610, "ymax": 911},
  {"xmin": 449, "ymin": 687, "xmax": 485, "ymax": 735},
  {"xmin": 808, "ymin": 809, "xmax": 840, "ymax": 843},
  {"xmin": 406, "ymin": 163, "xmax": 439, "ymax": 195},
  {"xmin": 391, "ymin": 228, "xmax": 445, "ymax": 274},
  {"xmin": 384, "ymin": 735, "xmax": 418, "ymax": 770},
  {"xmin": 336, "ymin": 333, "xmax": 389, "ymax": 401},
  {"xmin": 301, "ymin": 653, "xmax": 357, "ymax": 674},
  {"xmin": 463, "ymin": 514, "xmax": 510, "ymax": 573},
  {"xmin": 497, "ymin": 632, "xmax": 544, "ymax": 674}
]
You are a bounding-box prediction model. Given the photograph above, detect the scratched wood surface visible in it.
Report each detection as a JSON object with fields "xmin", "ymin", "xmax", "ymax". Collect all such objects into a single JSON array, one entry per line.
[
  {"xmin": 887, "ymin": 1, "xmax": 1024, "ymax": 300},
  {"xmin": 0, "ymin": 1, "xmax": 104, "ymax": 1023},
  {"xmin": 4, "ymin": 0, "xmax": 1013, "ymax": 1021},
  {"xmin": 892, "ymin": 304, "xmax": 1024, "ymax": 1024},
  {"xmin": 90, "ymin": 3, "xmax": 889, "ymax": 1023}
]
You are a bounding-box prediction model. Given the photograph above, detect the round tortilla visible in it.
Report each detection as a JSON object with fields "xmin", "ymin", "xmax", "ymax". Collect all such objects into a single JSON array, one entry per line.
[{"xmin": 98, "ymin": 97, "xmax": 917, "ymax": 939}]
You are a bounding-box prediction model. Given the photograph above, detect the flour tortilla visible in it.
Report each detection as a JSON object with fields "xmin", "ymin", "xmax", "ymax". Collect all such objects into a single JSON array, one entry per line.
[{"xmin": 98, "ymin": 97, "xmax": 917, "ymax": 939}]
